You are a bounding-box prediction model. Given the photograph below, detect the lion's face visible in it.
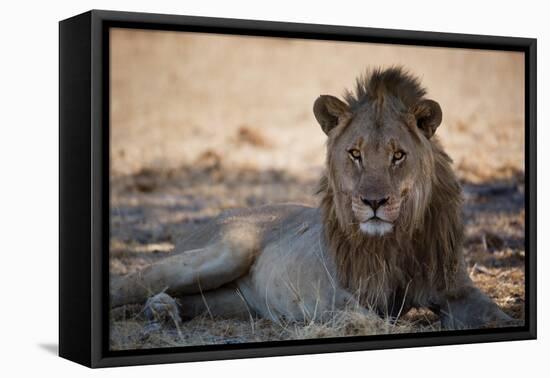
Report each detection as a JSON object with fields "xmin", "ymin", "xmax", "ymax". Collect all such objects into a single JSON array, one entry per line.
[
  {"xmin": 336, "ymin": 111, "xmax": 419, "ymax": 236},
  {"xmin": 314, "ymin": 93, "xmax": 442, "ymax": 237}
]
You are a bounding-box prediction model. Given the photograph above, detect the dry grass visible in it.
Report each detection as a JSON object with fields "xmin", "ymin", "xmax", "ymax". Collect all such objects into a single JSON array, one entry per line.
[
  {"xmin": 110, "ymin": 307, "xmax": 420, "ymax": 350},
  {"xmin": 109, "ymin": 29, "xmax": 525, "ymax": 350}
]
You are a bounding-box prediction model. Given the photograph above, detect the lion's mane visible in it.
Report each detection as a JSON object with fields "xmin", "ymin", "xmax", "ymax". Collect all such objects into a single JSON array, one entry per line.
[{"xmin": 318, "ymin": 67, "xmax": 466, "ymax": 314}]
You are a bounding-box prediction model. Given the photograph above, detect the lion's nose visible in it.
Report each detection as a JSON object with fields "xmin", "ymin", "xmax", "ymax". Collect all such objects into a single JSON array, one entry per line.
[{"xmin": 361, "ymin": 196, "xmax": 389, "ymax": 212}]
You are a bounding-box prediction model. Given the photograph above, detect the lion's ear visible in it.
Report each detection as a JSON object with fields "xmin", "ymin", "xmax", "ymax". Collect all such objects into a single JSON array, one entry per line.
[
  {"xmin": 412, "ymin": 99, "xmax": 442, "ymax": 139},
  {"xmin": 313, "ymin": 95, "xmax": 350, "ymax": 135}
]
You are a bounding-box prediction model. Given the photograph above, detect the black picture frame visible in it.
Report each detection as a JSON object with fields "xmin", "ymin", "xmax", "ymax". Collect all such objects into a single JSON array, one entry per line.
[{"xmin": 59, "ymin": 9, "xmax": 537, "ymax": 368}]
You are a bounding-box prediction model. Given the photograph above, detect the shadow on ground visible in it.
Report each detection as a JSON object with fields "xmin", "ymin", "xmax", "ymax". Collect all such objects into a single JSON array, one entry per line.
[{"xmin": 38, "ymin": 343, "xmax": 58, "ymax": 356}]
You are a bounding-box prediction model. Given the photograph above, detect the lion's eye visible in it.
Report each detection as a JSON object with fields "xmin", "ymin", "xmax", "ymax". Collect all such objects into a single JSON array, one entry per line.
[
  {"xmin": 393, "ymin": 151, "xmax": 406, "ymax": 163},
  {"xmin": 348, "ymin": 149, "xmax": 362, "ymax": 160}
]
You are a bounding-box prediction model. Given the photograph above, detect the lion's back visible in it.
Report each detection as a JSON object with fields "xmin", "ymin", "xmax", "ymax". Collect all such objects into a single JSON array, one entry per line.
[{"xmin": 173, "ymin": 203, "xmax": 319, "ymax": 252}]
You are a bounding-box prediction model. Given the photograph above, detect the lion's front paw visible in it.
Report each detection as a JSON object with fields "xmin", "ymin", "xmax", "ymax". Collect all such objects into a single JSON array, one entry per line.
[
  {"xmin": 484, "ymin": 306, "xmax": 516, "ymax": 328},
  {"xmin": 143, "ymin": 292, "xmax": 182, "ymax": 325},
  {"xmin": 440, "ymin": 288, "xmax": 516, "ymax": 330}
]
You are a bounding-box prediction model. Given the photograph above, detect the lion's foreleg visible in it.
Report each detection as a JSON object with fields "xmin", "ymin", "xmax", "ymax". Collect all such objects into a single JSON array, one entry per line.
[{"xmin": 438, "ymin": 286, "xmax": 512, "ymax": 329}]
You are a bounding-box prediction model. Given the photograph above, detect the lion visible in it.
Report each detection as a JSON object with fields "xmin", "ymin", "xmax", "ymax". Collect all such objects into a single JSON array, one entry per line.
[{"xmin": 111, "ymin": 67, "xmax": 511, "ymax": 330}]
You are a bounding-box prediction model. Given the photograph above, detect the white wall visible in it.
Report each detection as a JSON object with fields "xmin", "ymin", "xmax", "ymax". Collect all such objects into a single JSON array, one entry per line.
[{"xmin": 1, "ymin": 0, "xmax": 546, "ymax": 376}]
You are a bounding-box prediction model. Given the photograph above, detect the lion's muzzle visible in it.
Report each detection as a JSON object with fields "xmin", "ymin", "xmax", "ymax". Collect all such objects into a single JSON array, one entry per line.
[{"xmin": 351, "ymin": 196, "xmax": 401, "ymax": 236}]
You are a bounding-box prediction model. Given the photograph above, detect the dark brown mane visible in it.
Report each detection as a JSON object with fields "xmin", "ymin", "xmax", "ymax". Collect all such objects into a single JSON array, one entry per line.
[
  {"xmin": 318, "ymin": 67, "xmax": 467, "ymax": 314},
  {"xmin": 319, "ymin": 150, "xmax": 465, "ymax": 314},
  {"xmin": 344, "ymin": 66, "xmax": 427, "ymax": 113}
]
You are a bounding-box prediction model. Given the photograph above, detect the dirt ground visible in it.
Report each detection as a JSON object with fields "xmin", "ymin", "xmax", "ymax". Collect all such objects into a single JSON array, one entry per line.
[{"xmin": 108, "ymin": 28, "xmax": 525, "ymax": 350}]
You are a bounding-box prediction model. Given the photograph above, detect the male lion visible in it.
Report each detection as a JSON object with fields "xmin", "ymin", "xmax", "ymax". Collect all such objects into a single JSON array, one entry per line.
[{"xmin": 111, "ymin": 67, "xmax": 511, "ymax": 330}]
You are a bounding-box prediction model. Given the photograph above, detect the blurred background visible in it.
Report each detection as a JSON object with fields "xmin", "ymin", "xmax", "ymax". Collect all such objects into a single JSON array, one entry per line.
[
  {"xmin": 110, "ymin": 29, "xmax": 524, "ymax": 182},
  {"xmin": 109, "ymin": 28, "xmax": 525, "ymax": 348}
]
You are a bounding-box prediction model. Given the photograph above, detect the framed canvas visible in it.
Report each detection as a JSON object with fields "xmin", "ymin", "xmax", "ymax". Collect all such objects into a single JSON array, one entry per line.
[{"xmin": 59, "ymin": 10, "xmax": 537, "ymax": 368}]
